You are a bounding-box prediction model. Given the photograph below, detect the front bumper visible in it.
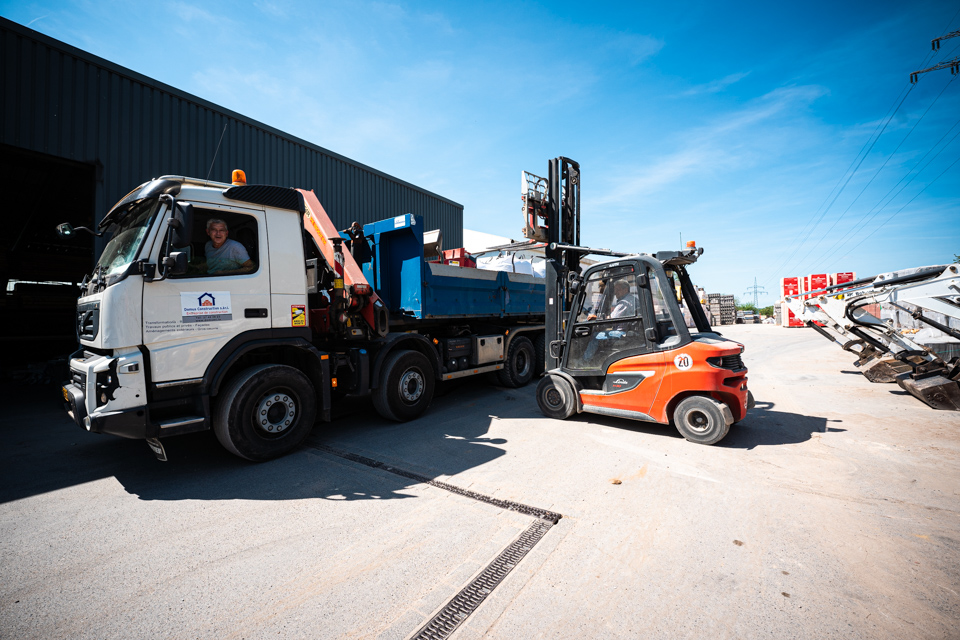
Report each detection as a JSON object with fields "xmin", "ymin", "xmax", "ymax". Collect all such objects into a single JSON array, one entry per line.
[
  {"xmin": 62, "ymin": 349, "xmax": 149, "ymax": 440},
  {"xmin": 62, "ymin": 381, "xmax": 149, "ymax": 439}
]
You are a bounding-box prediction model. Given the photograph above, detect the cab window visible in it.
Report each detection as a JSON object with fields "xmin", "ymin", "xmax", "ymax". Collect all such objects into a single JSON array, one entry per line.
[
  {"xmin": 178, "ymin": 210, "xmax": 259, "ymax": 278},
  {"xmin": 648, "ymin": 267, "xmax": 679, "ymax": 344},
  {"xmin": 576, "ymin": 266, "xmax": 639, "ymax": 323}
]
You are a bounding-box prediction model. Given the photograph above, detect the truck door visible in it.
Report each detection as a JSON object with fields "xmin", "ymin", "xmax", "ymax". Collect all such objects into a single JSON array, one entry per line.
[{"xmin": 142, "ymin": 204, "xmax": 271, "ymax": 383}]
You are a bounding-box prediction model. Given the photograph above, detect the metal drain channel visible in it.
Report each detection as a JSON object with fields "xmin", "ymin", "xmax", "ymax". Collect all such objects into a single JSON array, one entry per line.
[
  {"xmin": 311, "ymin": 444, "xmax": 561, "ymax": 523},
  {"xmin": 410, "ymin": 518, "xmax": 553, "ymax": 640},
  {"xmin": 309, "ymin": 443, "xmax": 562, "ymax": 639}
]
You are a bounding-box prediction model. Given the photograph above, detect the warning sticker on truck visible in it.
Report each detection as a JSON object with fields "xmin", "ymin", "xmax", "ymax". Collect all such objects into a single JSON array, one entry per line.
[
  {"xmin": 181, "ymin": 291, "xmax": 233, "ymax": 322},
  {"xmin": 291, "ymin": 305, "xmax": 306, "ymax": 327}
]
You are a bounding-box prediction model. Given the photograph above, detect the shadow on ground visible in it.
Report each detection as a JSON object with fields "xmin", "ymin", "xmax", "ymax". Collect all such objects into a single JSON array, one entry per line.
[
  {"xmin": 0, "ymin": 380, "xmax": 515, "ymax": 505},
  {"xmin": 573, "ymin": 399, "xmax": 843, "ymax": 450}
]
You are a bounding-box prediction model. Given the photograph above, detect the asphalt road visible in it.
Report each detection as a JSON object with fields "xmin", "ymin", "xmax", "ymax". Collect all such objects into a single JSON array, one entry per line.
[{"xmin": 2, "ymin": 325, "xmax": 958, "ymax": 639}]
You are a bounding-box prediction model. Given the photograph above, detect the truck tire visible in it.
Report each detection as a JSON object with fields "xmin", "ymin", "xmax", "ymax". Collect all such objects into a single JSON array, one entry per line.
[
  {"xmin": 536, "ymin": 374, "xmax": 576, "ymax": 419},
  {"xmin": 497, "ymin": 336, "xmax": 535, "ymax": 388},
  {"xmin": 533, "ymin": 333, "xmax": 546, "ymax": 377},
  {"xmin": 373, "ymin": 350, "xmax": 435, "ymax": 422},
  {"xmin": 213, "ymin": 364, "xmax": 317, "ymax": 461},
  {"xmin": 672, "ymin": 395, "xmax": 730, "ymax": 445}
]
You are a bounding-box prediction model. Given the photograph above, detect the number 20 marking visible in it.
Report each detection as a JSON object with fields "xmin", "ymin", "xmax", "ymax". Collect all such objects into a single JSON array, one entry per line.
[{"xmin": 674, "ymin": 354, "xmax": 693, "ymax": 370}]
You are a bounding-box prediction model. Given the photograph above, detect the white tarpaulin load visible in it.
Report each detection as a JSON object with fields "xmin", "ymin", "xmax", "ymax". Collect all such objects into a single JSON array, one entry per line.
[{"xmin": 476, "ymin": 254, "xmax": 545, "ymax": 277}]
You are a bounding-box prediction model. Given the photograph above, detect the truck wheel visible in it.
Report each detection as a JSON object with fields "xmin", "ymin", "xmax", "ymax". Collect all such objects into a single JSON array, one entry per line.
[
  {"xmin": 673, "ymin": 395, "xmax": 730, "ymax": 445},
  {"xmin": 533, "ymin": 334, "xmax": 546, "ymax": 377},
  {"xmin": 373, "ymin": 350, "xmax": 435, "ymax": 422},
  {"xmin": 536, "ymin": 374, "xmax": 576, "ymax": 419},
  {"xmin": 214, "ymin": 364, "xmax": 317, "ymax": 461},
  {"xmin": 497, "ymin": 336, "xmax": 535, "ymax": 388}
]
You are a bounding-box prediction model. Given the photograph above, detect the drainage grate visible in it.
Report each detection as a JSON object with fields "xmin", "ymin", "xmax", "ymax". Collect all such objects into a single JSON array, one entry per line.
[
  {"xmin": 410, "ymin": 518, "xmax": 553, "ymax": 640},
  {"xmin": 307, "ymin": 443, "xmax": 563, "ymax": 639},
  {"xmin": 310, "ymin": 443, "xmax": 561, "ymax": 524}
]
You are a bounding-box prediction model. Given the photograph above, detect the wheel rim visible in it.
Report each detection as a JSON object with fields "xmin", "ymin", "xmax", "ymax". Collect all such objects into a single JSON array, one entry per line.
[
  {"xmin": 544, "ymin": 386, "xmax": 563, "ymax": 408},
  {"xmin": 684, "ymin": 409, "xmax": 711, "ymax": 434},
  {"xmin": 398, "ymin": 368, "xmax": 425, "ymax": 404},
  {"xmin": 515, "ymin": 349, "xmax": 530, "ymax": 377},
  {"xmin": 254, "ymin": 389, "xmax": 298, "ymax": 436}
]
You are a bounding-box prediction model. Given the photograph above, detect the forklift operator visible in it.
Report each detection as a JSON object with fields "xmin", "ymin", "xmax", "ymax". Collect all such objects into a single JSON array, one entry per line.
[
  {"xmin": 581, "ymin": 279, "xmax": 640, "ymax": 364},
  {"xmin": 204, "ymin": 219, "xmax": 255, "ymax": 274},
  {"xmin": 608, "ymin": 280, "xmax": 638, "ymax": 318}
]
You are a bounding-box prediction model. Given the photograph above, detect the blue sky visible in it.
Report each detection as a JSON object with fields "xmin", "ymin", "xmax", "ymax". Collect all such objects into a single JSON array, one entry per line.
[{"xmin": 3, "ymin": 0, "xmax": 959, "ymax": 305}]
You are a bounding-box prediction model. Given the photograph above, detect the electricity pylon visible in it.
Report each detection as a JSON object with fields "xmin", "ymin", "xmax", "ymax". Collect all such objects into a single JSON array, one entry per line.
[{"xmin": 744, "ymin": 277, "xmax": 767, "ymax": 308}]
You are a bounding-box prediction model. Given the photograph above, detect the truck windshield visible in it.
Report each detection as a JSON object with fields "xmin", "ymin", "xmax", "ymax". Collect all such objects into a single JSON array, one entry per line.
[{"xmin": 97, "ymin": 198, "xmax": 162, "ymax": 280}]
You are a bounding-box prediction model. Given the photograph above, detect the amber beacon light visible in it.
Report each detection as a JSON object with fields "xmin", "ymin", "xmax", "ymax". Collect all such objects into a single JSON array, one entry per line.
[{"xmin": 231, "ymin": 169, "xmax": 247, "ymax": 185}]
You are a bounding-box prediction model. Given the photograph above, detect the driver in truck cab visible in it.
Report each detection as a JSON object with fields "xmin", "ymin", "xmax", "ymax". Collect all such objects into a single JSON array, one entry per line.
[{"xmin": 203, "ymin": 219, "xmax": 255, "ymax": 274}]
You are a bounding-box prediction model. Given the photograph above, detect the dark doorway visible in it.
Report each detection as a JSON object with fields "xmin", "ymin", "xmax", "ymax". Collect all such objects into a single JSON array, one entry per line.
[{"xmin": 0, "ymin": 144, "xmax": 96, "ymax": 370}]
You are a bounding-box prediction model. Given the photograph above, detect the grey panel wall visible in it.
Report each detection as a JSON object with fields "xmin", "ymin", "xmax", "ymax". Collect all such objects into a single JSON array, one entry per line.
[{"xmin": 0, "ymin": 17, "xmax": 463, "ymax": 250}]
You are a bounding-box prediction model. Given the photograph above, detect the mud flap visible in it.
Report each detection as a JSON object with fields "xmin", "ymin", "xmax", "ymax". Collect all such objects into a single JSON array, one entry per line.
[
  {"xmin": 146, "ymin": 438, "xmax": 168, "ymax": 462},
  {"xmin": 896, "ymin": 373, "xmax": 960, "ymax": 411}
]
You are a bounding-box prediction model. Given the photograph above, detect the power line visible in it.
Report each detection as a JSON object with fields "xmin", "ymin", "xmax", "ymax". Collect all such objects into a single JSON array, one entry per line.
[
  {"xmin": 760, "ymin": 83, "xmax": 915, "ymax": 285},
  {"xmin": 763, "ymin": 21, "xmax": 957, "ymax": 286},
  {"xmin": 837, "ymin": 152, "xmax": 960, "ymax": 260},
  {"xmin": 821, "ymin": 121, "xmax": 960, "ymax": 270},
  {"xmin": 787, "ymin": 73, "xmax": 958, "ymax": 274},
  {"xmin": 817, "ymin": 96, "xmax": 960, "ymax": 269}
]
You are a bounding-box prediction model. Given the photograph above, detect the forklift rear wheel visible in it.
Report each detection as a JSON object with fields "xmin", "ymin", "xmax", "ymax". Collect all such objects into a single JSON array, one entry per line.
[
  {"xmin": 497, "ymin": 336, "xmax": 535, "ymax": 388},
  {"xmin": 536, "ymin": 374, "xmax": 576, "ymax": 419},
  {"xmin": 673, "ymin": 395, "xmax": 730, "ymax": 445},
  {"xmin": 214, "ymin": 364, "xmax": 317, "ymax": 461},
  {"xmin": 373, "ymin": 349, "xmax": 436, "ymax": 422}
]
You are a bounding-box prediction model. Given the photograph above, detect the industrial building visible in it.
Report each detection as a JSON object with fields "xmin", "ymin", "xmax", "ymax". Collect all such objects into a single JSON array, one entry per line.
[{"xmin": 0, "ymin": 17, "xmax": 463, "ymax": 365}]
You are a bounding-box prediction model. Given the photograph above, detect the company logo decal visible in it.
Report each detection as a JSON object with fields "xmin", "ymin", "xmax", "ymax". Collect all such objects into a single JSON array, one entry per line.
[
  {"xmin": 181, "ymin": 291, "xmax": 233, "ymax": 323},
  {"xmin": 674, "ymin": 353, "xmax": 693, "ymax": 371}
]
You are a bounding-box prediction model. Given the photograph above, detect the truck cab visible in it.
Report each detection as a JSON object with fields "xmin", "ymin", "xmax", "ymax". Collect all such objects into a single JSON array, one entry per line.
[{"xmin": 61, "ymin": 176, "xmax": 324, "ymax": 459}]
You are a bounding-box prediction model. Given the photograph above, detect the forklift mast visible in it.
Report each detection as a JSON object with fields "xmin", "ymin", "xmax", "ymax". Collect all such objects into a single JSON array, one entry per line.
[{"xmin": 523, "ymin": 157, "xmax": 584, "ymax": 370}]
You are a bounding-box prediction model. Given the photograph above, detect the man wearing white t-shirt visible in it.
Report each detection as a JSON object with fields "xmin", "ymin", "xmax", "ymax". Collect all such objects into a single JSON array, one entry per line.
[{"xmin": 204, "ymin": 219, "xmax": 255, "ymax": 274}]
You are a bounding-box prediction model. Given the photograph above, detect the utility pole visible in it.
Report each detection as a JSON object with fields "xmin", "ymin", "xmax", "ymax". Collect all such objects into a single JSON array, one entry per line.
[
  {"xmin": 911, "ymin": 29, "xmax": 960, "ymax": 83},
  {"xmin": 743, "ymin": 277, "xmax": 767, "ymax": 308}
]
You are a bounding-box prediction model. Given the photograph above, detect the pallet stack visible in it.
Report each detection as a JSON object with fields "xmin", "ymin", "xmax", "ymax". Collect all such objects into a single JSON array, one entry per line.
[{"xmin": 707, "ymin": 293, "xmax": 736, "ymax": 325}]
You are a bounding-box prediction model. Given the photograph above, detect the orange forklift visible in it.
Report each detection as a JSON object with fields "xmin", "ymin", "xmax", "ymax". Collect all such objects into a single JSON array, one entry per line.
[{"xmin": 523, "ymin": 158, "xmax": 754, "ymax": 444}]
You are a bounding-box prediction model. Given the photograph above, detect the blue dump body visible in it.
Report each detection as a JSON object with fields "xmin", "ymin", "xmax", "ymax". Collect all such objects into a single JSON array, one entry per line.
[{"xmin": 359, "ymin": 214, "xmax": 544, "ymax": 321}]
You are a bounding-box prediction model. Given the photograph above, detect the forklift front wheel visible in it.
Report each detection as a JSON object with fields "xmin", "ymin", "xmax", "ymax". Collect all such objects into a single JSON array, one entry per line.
[
  {"xmin": 673, "ymin": 395, "xmax": 731, "ymax": 445},
  {"xmin": 536, "ymin": 374, "xmax": 577, "ymax": 420}
]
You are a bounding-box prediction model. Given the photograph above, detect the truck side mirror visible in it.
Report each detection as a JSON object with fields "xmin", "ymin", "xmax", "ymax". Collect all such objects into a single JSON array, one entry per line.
[
  {"xmin": 56, "ymin": 222, "xmax": 102, "ymax": 238},
  {"xmin": 169, "ymin": 203, "xmax": 194, "ymax": 248},
  {"xmin": 162, "ymin": 251, "xmax": 188, "ymax": 276}
]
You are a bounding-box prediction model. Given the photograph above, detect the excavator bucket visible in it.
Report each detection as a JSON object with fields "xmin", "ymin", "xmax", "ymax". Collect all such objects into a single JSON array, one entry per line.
[
  {"xmin": 859, "ymin": 357, "xmax": 913, "ymax": 383},
  {"xmin": 896, "ymin": 373, "xmax": 960, "ymax": 411}
]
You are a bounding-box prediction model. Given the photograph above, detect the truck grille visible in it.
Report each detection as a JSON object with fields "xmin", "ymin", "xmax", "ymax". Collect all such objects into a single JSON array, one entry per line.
[
  {"xmin": 77, "ymin": 301, "xmax": 100, "ymax": 340},
  {"xmin": 71, "ymin": 370, "xmax": 87, "ymax": 392},
  {"xmin": 707, "ymin": 354, "xmax": 745, "ymax": 371}
]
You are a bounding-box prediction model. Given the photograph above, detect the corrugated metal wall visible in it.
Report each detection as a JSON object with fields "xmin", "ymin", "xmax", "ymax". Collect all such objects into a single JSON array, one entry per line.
[{"xmin": 0, "ymin": 17, "xmax": 463, "ymax": 253}]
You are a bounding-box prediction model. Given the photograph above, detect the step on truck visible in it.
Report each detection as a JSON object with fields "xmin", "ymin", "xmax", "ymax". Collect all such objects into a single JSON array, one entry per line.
[{"xmin": 57, "ymin": 171, "xmax": 545, "ymax": 461}]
